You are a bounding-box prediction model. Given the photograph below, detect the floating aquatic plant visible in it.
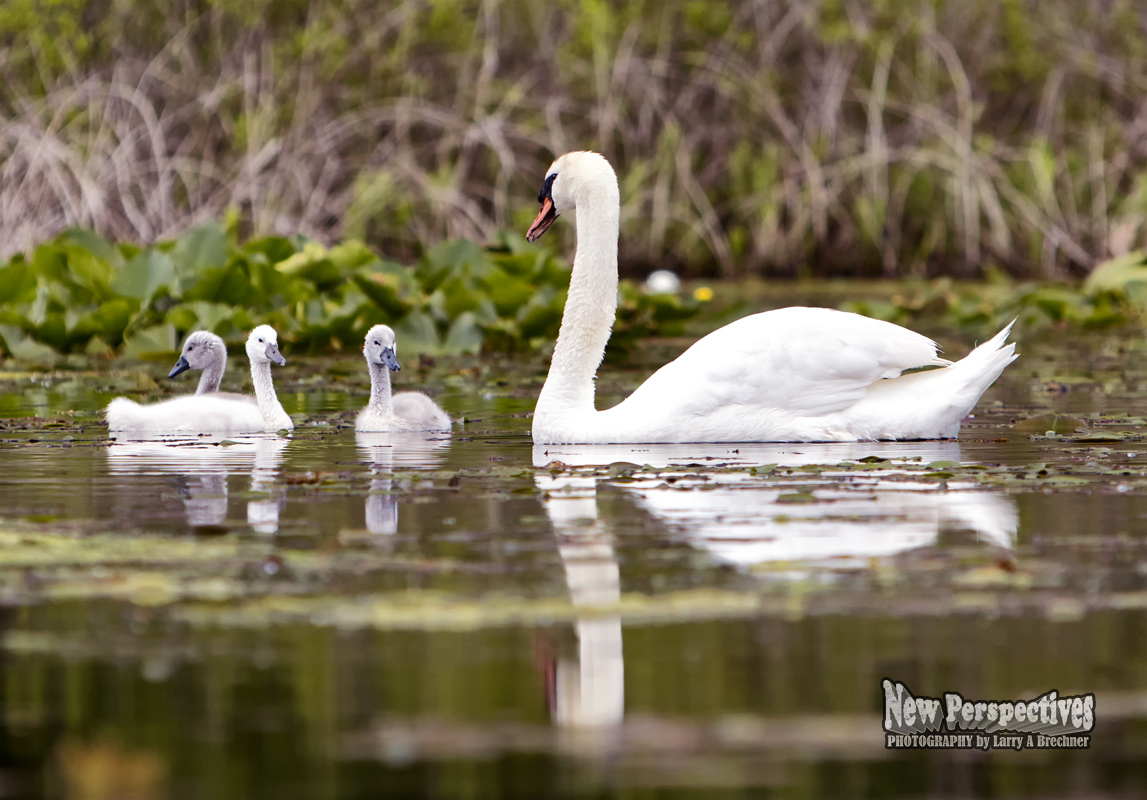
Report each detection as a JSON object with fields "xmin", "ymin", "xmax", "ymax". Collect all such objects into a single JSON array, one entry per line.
[{"xmin": 0, "ymin": 223, "xmax": 699, "ymax": 363}]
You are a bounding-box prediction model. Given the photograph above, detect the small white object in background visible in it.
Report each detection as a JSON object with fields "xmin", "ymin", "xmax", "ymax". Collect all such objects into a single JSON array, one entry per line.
[{"xmin": 643, "ymin": 269, "xmax": 681, "ymax": 295}]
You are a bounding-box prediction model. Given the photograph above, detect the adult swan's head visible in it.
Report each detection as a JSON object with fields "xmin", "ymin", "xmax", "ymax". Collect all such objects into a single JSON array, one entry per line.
[{"xmin": 526, "ymin": 151, "xmax": 620, "ymax": 244}]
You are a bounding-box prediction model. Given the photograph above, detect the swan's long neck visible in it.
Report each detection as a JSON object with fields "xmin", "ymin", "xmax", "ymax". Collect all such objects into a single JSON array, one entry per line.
[
  {"xmin": 368, "ymin": 363, "xmax": 394, "ymax": 415},
  {"xmin": 196, "ymin": 355, "xmax": 224, "ymax": 394},
  {"xmin": 537, "ymin": 187, "xmax": 620, "ymax": 418},
  {"xmin": 251, "ymin": 360, "xmax": 289, "ymax": 428}
]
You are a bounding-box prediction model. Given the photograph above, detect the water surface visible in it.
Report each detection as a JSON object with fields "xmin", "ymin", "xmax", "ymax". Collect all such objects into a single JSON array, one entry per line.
[{"xmin": 0, "ymin": 328, "xmax": 1145, "ymax": 798}]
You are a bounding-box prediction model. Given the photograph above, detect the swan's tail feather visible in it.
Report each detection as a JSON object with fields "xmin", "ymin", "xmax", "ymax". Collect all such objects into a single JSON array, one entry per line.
[
  {"xmin": 106, "ymin": 396, "xmax": 184, "ymax": 432},
  {"xmin": 924, "ymin": 320, "xmax": 1017, "ymax": 436},
  {"xmin": 860, "ymin": 320, "xmax": 1017, "ymax": 439},
  {"xmin": 949, "ymin": 319, "xmax": 1018, "ymax": 400},
  {"xmin": 105, "ymin": 397, "xmax": 142, "ymax": 432}
]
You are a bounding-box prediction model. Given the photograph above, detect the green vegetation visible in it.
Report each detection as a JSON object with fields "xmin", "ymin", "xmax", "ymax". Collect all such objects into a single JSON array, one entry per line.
[
  {"xmin": 4, "ymin": 218, "xmax": 1147, "ymax": 363},
  {"xmin": 842, "ymin": 250, "xmax": 1147, "ymax": 332},
  {"xmin": 0, "ymin": 222, "xmax": 697, "ymax": 361},
  {"xmin": 1, "ymin": 0, "xmax": 1144, "ymax": 278}
]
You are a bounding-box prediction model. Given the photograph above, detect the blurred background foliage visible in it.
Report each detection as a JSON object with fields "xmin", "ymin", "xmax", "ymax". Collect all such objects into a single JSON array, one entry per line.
[
  {"xmin": 1, "ymin": 0, "xmax": 1145, "ymax": 282},
  {"xmin": 0, "ymin": 220, "xmax": 699, "ymax": 361}
]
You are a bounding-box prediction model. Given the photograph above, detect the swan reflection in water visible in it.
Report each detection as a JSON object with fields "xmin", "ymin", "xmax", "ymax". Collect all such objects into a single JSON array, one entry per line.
[
  {"xmin": 106, "ymin": 436, "xmax": 289, "ymax": 533},
  {"xmin": 534, "ymin": 440, "xmax": 1018, "ymax": 730},
  {"xmin": 535, "ymin": 441, "xmax": 1017, "ymax": 566},
  {"xmin": 355, "ymin": 432, "xmax": 451, "ymax": 535},
  {"xmin": 539, "ymin": 472, "xmax": 625, "ymax": 731}
]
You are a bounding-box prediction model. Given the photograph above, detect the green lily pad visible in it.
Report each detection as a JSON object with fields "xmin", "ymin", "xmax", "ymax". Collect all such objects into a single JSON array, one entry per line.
[{"xmin": 1014, "ymin": 414, "xmax": 1088, "ymax": 435}]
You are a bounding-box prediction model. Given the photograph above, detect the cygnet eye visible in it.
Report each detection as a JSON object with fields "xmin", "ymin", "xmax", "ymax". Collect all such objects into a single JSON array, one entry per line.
[
  {"xmin": 258, "ymin": 338, "xmax": 264, "ymax": 343},
  {"xmin": 373, "ymin": 340, "xmax": 379, "ymax": 345}
]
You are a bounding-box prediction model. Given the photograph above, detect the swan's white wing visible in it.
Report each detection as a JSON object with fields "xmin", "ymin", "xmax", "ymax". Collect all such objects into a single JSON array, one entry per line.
[
  {"xmin": 392, "ymin": 392, "xmax": 452, "ymax": 431},
  {"xmin": 621, "ymin": 307, "xmax": 946, "ymax": 418}
]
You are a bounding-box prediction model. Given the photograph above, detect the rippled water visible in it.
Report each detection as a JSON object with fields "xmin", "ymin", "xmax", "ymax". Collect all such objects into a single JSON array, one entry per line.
[{"xmin": 1, "ymin": 328, "xmax": 1146, "ymax": 798}]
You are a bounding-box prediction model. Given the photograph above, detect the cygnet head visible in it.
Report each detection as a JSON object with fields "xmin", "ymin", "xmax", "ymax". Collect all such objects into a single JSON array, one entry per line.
[
  {"xmin": 363, "ymin": 324, "xmax": 400, "ymax": 372},
  {"xmin": 526, "ymin": 151, "xmax": 619, "ymax": 243},
  {"xmin": 246, "ymin": 324, "xmax": 286, "ymax": 366},
  {"xmin": 169, "ymin": 330, "xmax": 225, "ymax": 378}
]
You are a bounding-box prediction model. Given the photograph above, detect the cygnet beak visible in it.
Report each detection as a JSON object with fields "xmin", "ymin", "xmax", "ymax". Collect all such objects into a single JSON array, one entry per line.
[
  {"xmin": 381, "ymin": 347, "xmax": 401, "ymax": 372},
  {"xmin": 526, "ymin": 196, "xmax": 558, "ymax": 243},
  {"xmin": 168, "ymin": 355, "xmax": 191, "ymax": 378},
  {"xmin": 266, "ymin": 343, "xmax": 286, "ymax": 366}
]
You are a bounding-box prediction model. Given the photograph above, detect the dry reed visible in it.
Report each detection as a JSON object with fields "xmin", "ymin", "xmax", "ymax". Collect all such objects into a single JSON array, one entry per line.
[{"xmin": 1, "ymin": 0, "xmax": 1144, "ymax": 277}]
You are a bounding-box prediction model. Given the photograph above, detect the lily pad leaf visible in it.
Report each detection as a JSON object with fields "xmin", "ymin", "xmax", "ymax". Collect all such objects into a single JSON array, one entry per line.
[
  {"xmin": 1014, "ymin": 414, "xmax": 1087, "ymax": 435},
  {"xmin": 111, "ymin": 249, "xmax": 177, "ymax": 302},
  {"xmin": 393, "ymin": 312, "xmax": 440, "ymax": 356},
  {"xmin": 0, "ymin": 258, "xmax": 38, "ymax": 305},
  {"xmin": 0, "ymin": 324, "xmax": 59, "ymax": 364},
  {"xmin": 1083, "ymin": 250, "xmax": 1147, "ymax": 295},
  {"xmin": 173, "ymin": 222, "xmax": 228, "ymax": 276},
  {"xmin": 352, "ymin": 272, "xmax": 411, "ymax": 318},
  {"xmin": 442, "ymin": 312, "xmax": 483, "ymax": 355},
  {"xmin": 122, "ymin": 324, "xmax": 178, "ymax": 359}
]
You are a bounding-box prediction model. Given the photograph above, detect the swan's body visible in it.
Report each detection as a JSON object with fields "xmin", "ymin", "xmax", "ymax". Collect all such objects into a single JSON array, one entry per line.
[
  {"xmin": 525, "ymin": 151, "xmax": 1017, "ymax": 444},
  {"xmin": 107, "ymin": 325, "xmax": 294, "ymax": 436},
  {"xmin": 355, "ymin": 325, "xmax": 452, "ymax": 432}
]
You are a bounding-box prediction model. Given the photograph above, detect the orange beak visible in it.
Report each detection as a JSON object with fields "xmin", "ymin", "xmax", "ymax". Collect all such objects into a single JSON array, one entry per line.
[{"xmin": 526, "ymin": 196, "xmax": 558, "ymax": 243}]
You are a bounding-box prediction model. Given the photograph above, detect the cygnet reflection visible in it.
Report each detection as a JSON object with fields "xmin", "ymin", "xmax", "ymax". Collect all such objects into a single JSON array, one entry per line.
[
  {"xmin": 355, "ymin": 432, "xmax": 451, "ymax": 535},
  {"xmin": 106, "ymin": 436, "xmax": 289, "ymax": 533},
  {"xmin": 539, "ymin": 473, "xmax": 624, "ymax": 730},
  {"xmin": 533, "ymin": 440, "xmax": 1018, "ymax": 574},
  {"xmin": 247, "ymin": 438, "xmax": 288, "ymax": 534}
]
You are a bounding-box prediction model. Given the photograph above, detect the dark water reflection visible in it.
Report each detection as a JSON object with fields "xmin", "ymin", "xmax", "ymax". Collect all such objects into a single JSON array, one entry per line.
[
  {"xmin": 0, "ymin": 331, "xmax": 1146, "ymax": 798},
  {"xmin": 106, "ymin": 437, "xmax": 291, "ymax": 534}
]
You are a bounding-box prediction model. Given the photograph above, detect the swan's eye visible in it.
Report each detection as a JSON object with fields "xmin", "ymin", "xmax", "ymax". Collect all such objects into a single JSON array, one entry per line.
[
  {"xmin": 538, "ymin": 173, "xmax": 558, "ymax": 204},
  {"xmin": 258, "ymin": 338, "xmax": 264, "ymax": 343}
]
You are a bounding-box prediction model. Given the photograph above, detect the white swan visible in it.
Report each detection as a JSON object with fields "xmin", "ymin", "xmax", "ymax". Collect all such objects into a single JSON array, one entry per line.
[
  {"xmin": 167, "ymin": 330, "xmax": 228, "ymax": 394},
  {"xmin": 355, "ymin": 324, "xmax": 451, "ymax": 432},
  {"xmin": 107, "ymin": 325, "xmax": 294, "ymax": 436},
  {"xmin": 525, "ymin": 151, "xmax": 1018, "ymax": 444}
]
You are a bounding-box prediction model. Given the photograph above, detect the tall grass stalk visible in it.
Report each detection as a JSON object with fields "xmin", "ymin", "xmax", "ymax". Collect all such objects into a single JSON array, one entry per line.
[{"xmin": 1, "ymin": 0, "xmax": 1144, "ymax": 278}]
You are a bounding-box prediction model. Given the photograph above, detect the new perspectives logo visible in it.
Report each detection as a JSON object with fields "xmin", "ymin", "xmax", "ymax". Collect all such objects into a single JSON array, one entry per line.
[{"xmin": 882, "ymin": 679, "xmax": 1093, "ymax": 750}]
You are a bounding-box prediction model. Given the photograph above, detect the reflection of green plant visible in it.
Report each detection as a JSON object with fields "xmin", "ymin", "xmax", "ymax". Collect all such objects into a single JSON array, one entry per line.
[{"xmin": 0, "ymin": 223, "xmax": 699, "ymax": 362}]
